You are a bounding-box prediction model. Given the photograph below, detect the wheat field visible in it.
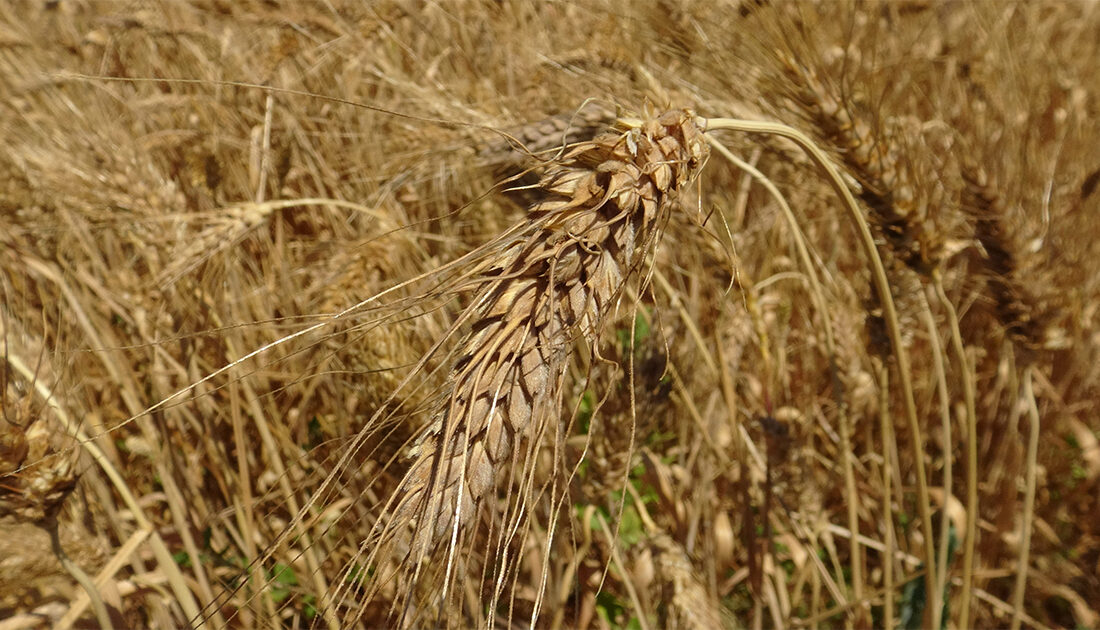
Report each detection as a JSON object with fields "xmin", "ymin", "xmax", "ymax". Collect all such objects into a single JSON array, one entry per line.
[{"xmin": 1, "ymin": 1, "xmax": 1098, "ymax": 629}]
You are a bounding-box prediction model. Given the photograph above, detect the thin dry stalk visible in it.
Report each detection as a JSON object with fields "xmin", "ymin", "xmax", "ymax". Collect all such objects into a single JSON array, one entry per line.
[
  {"xmin": 56, "ymin": 527, "xmax": 151, "ymax": 630},
  {"xmin": 933, "ymin": 273, "xmax": 979, "ymax": 628},
  {"xmin": 920, "ymin": 291, "xmax": 955, "ymax": 627},
  {"xmin": 1011, "ymin": 366, "xmax": 1041, "ymax": 630},
  {"xmin": 595, "ymin": 512, "xmax": 653, "ymax": 630},
  {"xmin": 874, "ymin": 359, "xmax": 895, "ymax": 630},
  {"xmin": 355, "ymin": 109, "xmax": 708, "ymax": 626},
  {"xmin": 46, "ymin": 517, "xmax": 113, "ymax": 630},
  {"xmin": 706, "ymin": 114, "xmax": 937, "ymax": 621}
]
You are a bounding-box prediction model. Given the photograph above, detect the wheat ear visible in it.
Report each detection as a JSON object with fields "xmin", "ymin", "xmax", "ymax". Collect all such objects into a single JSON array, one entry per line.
[
  {"xmin": 366, "ymin": 108, "xmax": 709, "ymax": 622},
  {"xmin": 960, "ymin": 165, "xmax": 1046, "ymax": 353},
  {"xmin": 775, "ymin": 55, "xmax": 942, "ymax": 275}
]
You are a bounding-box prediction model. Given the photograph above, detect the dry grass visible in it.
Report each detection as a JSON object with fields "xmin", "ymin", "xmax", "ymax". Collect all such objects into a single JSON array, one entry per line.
[{"xmin": 2, "ymin": 1, "xmax": 1099, "ymax": 629}]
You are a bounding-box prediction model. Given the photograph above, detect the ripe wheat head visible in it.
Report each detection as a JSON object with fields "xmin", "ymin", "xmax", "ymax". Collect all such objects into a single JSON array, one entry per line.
[{"xmin": 350, "ymin": 108, "xmax": 709, "ymax": 624}]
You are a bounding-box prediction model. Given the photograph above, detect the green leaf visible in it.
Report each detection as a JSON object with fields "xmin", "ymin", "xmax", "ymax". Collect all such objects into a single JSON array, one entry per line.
[
  {"xmin": 616, "ymin": 311, "xmax": 651, "ymax": 356},
  {"xmin": 172, "ymin": 551, "xmax": 192, "ymax": 568},
  {"xmin": 595, "ymin": 591, "xmax": 628, "ymax": 628},
  {"xmin": 578, "ymin": 390, "xmax": 596, "ymax": 433},
  {"xmin": 303, "ymin": 594, "xmax": 317, "ymax": 619},
  {"xmin": 270, "ymin": 563, "xmax": 299, "ymax": 586}
]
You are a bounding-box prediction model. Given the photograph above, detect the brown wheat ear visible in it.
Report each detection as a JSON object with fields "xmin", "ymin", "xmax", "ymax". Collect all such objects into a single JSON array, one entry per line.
[
  {"xmin": 360, "ymin": 108, "xmax": 709, "ymax": 624},
  {"xmin": 961, "ymin": 165, "xmax": 1048, "ymax": 356},
  {"xmin": 774, "ymin": 55, "xmax": 943, "ymax": 275}
]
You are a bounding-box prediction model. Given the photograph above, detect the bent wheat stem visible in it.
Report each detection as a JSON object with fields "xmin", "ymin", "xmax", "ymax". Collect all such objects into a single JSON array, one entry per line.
[
  {"xmin": 704, "ymin": 116, "xmax": 937, "ymax": 619},
  {"xmin": 708, "ymin": 135, "xmax": 867, "ymax": 618}
]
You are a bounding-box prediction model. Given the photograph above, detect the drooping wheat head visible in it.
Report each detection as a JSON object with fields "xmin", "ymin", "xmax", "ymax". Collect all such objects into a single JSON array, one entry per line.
[{"xmin": 342, "ymin": 108, "xmax": 709, "ymax": 626}]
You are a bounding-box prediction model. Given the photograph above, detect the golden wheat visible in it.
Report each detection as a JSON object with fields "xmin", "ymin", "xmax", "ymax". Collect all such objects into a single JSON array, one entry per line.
[
  {"xmin": 4, "ymin": 3, "xmax": 1099, "ymax": 628},
  {"xmin": 352, "ymin": 108, "xmax": 709, "ymax": 625}
]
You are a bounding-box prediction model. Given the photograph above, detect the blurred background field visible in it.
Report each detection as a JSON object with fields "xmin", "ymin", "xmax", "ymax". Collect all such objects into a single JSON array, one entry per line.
[{"xmin": 1, "ymin": 1, "xmax": 1098, "ymax": 628}]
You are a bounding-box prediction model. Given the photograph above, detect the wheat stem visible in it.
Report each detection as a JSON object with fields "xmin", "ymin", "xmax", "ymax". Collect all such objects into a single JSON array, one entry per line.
[
  {"xmin": 708, "ymin": 135, "xmax": 868, "ymax": 619},
  {"xmin": 920, "ymin": 289, "xmax": 954, "ymax": 630},
  {"xmin": 705, "ymin": 115, "xmax": 936, "ymax": 617},
  {"xmin": 933, "ymin": 272, "xmax": 978, "ymax": 628},
  {"xmin": 875, "ymin": 359, "xmax": 896, "ymax": 630},
  {"xmin": 1011, "ymin": 366, "xmax": 1040, "ymax": 630},
  {"xmin": 47, "ymin": 518, "xmax": 114, "ymax": 630}
]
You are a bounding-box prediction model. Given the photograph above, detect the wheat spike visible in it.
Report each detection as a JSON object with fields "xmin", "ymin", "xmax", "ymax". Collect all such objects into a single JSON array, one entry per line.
[
  {"xmin": 961, "ymin": 165, "xmax": 1046, "ymax": 355},
  {"xmin": 401, "ymin": 107, "xmax": 707, "ymax": 542},
  {"xmin": 481, "ymin": 101, "xmax": 617, "ymax": 165},
  {"xmin": 373, "ymin": 108, "xmax": 709, "ymax": 621},
  {"xmin": 0, "ymin": 306, "xmax": 77, "ymax": 523},
  {"xmin": 775, "ymin": 56, "xmax": 943, "ymax": 274}
]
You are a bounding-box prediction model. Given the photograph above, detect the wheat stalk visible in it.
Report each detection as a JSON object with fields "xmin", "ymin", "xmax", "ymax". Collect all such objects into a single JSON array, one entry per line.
[{"xmin": 345, "ymin": 108, "xmax": 708, "ymax": 625}]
